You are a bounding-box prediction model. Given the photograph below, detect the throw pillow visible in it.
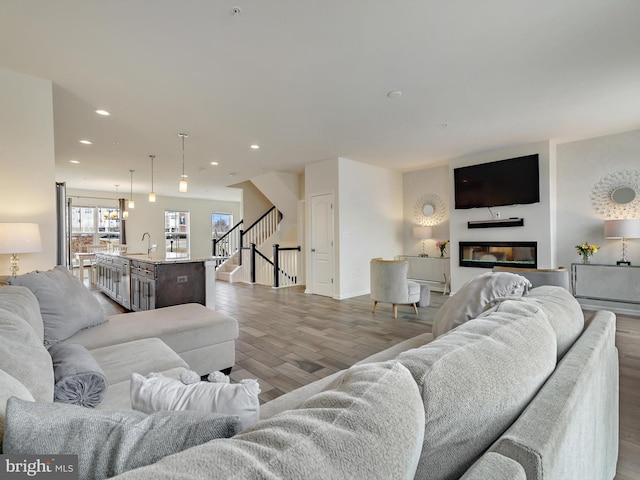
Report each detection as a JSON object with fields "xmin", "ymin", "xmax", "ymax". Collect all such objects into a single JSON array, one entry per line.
[
  {"xmin": 8, "ymin": 266, "xmax": 107, "ymax": 345},
  {"xmin": 3, "ymin": 397, "xmax": 241, "ymax": 479},
  {"xmin": 111, "ymin": 361, "xmax": 426, "ymax": 480},
  {"xmin": 48, "ymin": 343, "xmax": 108, "ymax": 408},
  {"xmin": 130, "ymin": 373, "xmax": 260, "ymax": 431},
  {"xmin": 0, "ymin": 370, "xmax": 35, "ymax": 453},
  {"xmin": 432, "ymin": 271, "xmax": 532, "ymax": 338}
]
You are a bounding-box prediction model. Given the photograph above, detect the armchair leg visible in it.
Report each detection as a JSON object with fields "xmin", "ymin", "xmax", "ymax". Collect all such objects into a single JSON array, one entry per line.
[
  {"xmin": 412, "ymin": 303, "xmax": 418, "ymax": 315},
  {"xmin": 393, "ymin": 304, "xmax": 398, "ymax": 319},
  {"xmin": 372, "ymin": 301, "xmax": 378, "ymax": 314}
]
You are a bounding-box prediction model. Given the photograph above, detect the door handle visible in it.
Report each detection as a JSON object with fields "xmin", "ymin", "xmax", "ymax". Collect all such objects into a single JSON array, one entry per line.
[{"xmin": 311, "ymin": 248, "xmax": 316, "ymax": 252}]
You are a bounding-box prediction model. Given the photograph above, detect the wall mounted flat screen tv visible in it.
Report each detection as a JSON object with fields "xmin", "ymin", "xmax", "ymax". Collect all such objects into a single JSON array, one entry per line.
[{"xmin": 454, "ymin": 154, "xmax": 540, "ymax": 209}]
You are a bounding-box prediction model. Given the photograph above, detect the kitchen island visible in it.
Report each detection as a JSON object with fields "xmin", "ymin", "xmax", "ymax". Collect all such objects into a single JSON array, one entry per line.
[{"xmin": 95, "ymin": 253, "xmax": 220, "ymax": 311}]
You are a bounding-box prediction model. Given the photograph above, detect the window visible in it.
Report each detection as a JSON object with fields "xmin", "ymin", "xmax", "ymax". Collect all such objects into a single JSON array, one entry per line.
[
  {"xmin": 165, "ymin": 210, "xmax": 190, "ymax": 258},
  {"xmin": 71, "ymin": 205, "xmax": 121, "ymax": 258},
  {"xmin": 212, "ymin": 213, "xmax": 233, "ymax": 239}
]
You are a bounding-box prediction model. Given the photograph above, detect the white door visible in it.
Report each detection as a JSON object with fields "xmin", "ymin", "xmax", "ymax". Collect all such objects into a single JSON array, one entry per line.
[{"xmin": 310, "ymin": 193, "xmax": 334, "ymax": 297}]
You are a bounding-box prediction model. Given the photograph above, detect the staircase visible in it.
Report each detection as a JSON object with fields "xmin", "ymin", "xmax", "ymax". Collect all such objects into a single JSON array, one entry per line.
[{"xmin": 215, "ymin": 207, "xmax": 281, "ymax": 283}]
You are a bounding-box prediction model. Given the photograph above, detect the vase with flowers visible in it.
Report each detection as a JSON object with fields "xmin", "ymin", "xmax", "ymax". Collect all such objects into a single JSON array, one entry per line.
[
  {"xmin": 436, "ymin": 240, "xmax": 449, "ymax": 258},
  {"xmin": 575, "ymin": 242, "xmax": 599, "ymax": 264}
]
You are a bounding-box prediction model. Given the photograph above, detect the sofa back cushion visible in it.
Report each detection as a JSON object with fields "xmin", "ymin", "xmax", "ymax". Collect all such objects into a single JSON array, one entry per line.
[
  {"xmin": 432, "ymin": 271, "xmax": 531, "ymax": 338},
  {"xmin": 0, "ymin": 285, "xmax": 44, "ymax": 342},
  {"xmin": 520, "ymin": 285, "xmax": 584, "ymax": 359},
  {"xmin": 109, "ymin": 361, "xmax": 426, "ymax": 480},
  {"xmin": 0, "ymin": 369, "xmax": 35, "ymax": 453},
  {"xmin": 8, "ymin": 266, "xmax": 107, "ymax": 345},
  {"xmin": 0, "ymin": 308, "xmax": 54, "ymax": 403},
  {"xmin": 398, "ymin": 300, "xmax": 557, "ymax": 480}
]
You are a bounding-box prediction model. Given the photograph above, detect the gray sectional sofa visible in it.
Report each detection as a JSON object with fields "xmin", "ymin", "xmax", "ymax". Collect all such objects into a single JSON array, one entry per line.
[{"xmin": 1, "ymin": 270, "xmax": 619, "ymax": 479}]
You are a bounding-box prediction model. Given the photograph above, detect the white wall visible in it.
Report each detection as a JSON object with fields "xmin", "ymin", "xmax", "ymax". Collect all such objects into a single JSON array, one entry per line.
[
  {"xmin": 402, "ymin": 165, "xmax": 450, "ymax": 256},
  {"xmin": 337, "ymin": 158, "xmax": 403, "ymax": 298},
  {"xmin": 557, "ymin": 129, "xmax": 640, "ymax": 267},
  {"xmin": 67, "ymin": 188, "xmax": 240, "ymax": 258},
  {"xmin": 305, "ymin": 157, "xmax": 403, "ymax": 299},
  {"xmin": 0, "ymin": 69, "xmax": 57, "ymax": 275}
]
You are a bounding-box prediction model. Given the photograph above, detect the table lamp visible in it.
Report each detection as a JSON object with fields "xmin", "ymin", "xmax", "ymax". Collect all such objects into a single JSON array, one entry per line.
[
  {"xmin": 0, "ymin": 223, "xmax": 42, "ymax": 275},
  {"xmin": 604, "ymin": 218, "xmax": 640, "ymax": 265},
  {"xmin": 413, "ymin": 226, "xmax": 432, "ymax": 257}
]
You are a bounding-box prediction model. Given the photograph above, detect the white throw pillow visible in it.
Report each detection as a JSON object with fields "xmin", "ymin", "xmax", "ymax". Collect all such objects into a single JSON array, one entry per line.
[{"xmin": 131, "ymin": 373, "xmax": 260, "ymax": 431}]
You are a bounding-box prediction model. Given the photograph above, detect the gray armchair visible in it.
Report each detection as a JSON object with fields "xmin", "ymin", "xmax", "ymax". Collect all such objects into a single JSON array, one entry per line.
[{"xmin": 370, "ymin": 258, "xmax": 421, "ymax": 319}]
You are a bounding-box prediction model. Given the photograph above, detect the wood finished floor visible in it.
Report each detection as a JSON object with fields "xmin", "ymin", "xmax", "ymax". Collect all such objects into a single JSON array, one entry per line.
[{"xmin": 95, "ymin": 280, "xmax": 638, "ymax": 479}]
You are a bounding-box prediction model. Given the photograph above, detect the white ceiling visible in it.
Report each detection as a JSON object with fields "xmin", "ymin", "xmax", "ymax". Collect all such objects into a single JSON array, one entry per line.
[{"xmin": 1, "ymin": 0, "xmax": 640, "ymax": 202}]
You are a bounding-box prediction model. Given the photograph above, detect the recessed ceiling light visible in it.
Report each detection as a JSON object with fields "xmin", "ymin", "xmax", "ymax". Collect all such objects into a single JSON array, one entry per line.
[
  {"xmin": 387, "ymin": 90, "xmax": 402, "ymax": 99},
  {"xmin": 79, "ymin": 139, "xmax": 92, "ymax": 145},
  {"xmin": 95, "ymin": 109, "xmax": 110, "ymax": 116},
  {"xmin": 250, "ymin": 144, "xmax": 260, "ymax": 150},
  {"xmin": 210, "ymin": 161, "xmax": 219, "ymax": 166},
  {"xmin": 69, "ymin": 160, "xmax": 80, "ymax": 164}
]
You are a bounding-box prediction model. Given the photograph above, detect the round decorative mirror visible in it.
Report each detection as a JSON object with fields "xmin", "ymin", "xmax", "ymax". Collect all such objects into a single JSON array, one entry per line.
[
  {"xmin": 611, "ymin": 187, "xmax": 636, "ymax": 205},
  {"xmin": 414, "ymin": 194, "xmax": 446, "ymax": 226},
  {"xmin": 422, "ymin": 204, "xmax": 435, "ymax": 217},
  {"xmin": 591, "ymin": 170, "xmax": 640, "ymax": 218}
]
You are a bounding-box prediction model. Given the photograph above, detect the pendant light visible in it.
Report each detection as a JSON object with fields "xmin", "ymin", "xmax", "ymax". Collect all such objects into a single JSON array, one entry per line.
[
  {"xmin": 148, "ymin": 155, "xmax": 156, "ymax": 202},
  {"xmin": 178, "ymin": 133, "xmax": 188, "ymax": 193},
  {"xmin": 128, "ymin": 170, "xmax": 135, "ymax": 209}
]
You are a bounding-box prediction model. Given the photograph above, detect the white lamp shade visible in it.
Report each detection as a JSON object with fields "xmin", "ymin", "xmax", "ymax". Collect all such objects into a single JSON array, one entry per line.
[
  {"xmin": 413, "ymin": 226, "xmax": 432, "ymax": 239},
  {"xmin": 0, "ymin": 223, "xmax": 42, "ymax": 254},
  {"xmin": 604, "ymin": 219, "xmax": 640, "ymax": 239}
]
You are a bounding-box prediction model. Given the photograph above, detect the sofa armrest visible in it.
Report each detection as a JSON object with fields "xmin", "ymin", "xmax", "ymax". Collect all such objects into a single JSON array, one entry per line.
[
  {"xmin": 492, "ymin": 310, "xmax": 618, "ymax": 479},
  {"xmin": 460, "ymin": 452, "xmax": 526, "ymax": 480}
]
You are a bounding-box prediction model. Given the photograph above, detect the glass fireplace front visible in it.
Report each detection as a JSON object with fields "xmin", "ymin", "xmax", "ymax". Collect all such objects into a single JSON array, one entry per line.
[{"xmin": 459, "ymin": 241, "xmax": 537, "ymax": 269}]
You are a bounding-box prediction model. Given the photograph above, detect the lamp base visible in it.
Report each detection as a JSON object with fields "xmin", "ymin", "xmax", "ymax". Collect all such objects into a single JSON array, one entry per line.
[{"xmin": 9, "ymin": 253, "xmax": 19, "ymax": 276}]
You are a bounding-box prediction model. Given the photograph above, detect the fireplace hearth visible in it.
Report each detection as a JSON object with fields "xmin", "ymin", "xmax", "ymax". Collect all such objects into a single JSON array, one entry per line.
[{"xmin": 459, "ymin": 241, "xmax": 537, "ymax": 269}]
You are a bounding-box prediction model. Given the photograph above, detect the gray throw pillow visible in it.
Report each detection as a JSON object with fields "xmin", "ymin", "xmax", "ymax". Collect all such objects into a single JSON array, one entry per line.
[
  {"xmin": 3, "ymin": 397, "xmax": 241, "ymax": 480},
  {"xmin": 8, "ymin": 266, "xmax": 107, "ymax": 345},
  {"xmin": 48, "ymin": 343, "xmax": 108, "ymax": 408},
  {"xmin": 432, "ymin": 271, "xmax": 532, "ymax": 338}
]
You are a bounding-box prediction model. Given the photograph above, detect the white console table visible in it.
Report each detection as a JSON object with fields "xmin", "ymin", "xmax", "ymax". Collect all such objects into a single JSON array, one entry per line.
[
  {"xmin": 571, "ymin": 263, "xmax": 640, "ymax": 314},
  {"xmin": 397, "ymin": 255, "xmax": 450, "ymax": 294}
]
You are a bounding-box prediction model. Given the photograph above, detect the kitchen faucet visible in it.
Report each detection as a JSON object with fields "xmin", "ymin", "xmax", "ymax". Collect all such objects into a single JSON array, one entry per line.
[{"xmin": 141, "ymin": 232, "xmax": 154, "ymax": 258}]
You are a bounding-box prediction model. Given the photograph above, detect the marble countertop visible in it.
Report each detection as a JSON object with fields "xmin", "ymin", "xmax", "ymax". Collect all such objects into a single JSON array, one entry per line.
[{"xmin": 96, "ymin": 252, "xmax": 227, "ymax": 265}]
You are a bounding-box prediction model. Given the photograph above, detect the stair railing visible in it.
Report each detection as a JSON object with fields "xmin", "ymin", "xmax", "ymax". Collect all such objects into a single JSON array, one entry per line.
[
  {"xmin": 273, "ymin": 244, "xmax": 301, "ymax": 288},
  {"xmin": 212, "ymin": 220, "xmax": 243, "ymax": 258}
]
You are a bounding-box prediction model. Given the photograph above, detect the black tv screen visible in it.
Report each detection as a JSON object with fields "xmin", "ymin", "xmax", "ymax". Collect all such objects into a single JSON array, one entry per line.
[{"xmin": 454, "ymin": 154, "xmax": 540, "ymax": 209}]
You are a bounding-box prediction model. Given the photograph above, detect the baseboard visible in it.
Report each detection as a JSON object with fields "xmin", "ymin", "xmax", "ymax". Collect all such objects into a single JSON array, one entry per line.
[{"xmin": 334, "ymin": 290, "xmax": 370, "ymax": 300}]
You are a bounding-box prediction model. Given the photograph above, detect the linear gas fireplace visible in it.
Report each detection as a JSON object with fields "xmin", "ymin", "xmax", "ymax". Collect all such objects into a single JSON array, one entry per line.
[{"xmin": 459, "ymin": 241, "xmax": 537, "ymax": 269}]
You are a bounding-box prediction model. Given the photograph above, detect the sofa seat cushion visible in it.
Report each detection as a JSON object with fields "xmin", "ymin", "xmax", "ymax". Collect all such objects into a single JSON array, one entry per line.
[
  {"xmin": 398, "ymin": 300, "xmax": 557, "ymax": 480},
  {"xmin": 8, "ymin": 266, "xmax": 107, "ymax": 345},
  {"xmin": 67, "ymin": 303, "xmax": 238, "ymax": 355},
  {"xmin": 0, "ymin": 285, "xmax": 44, "ymax": 342},
  {"xmin": 3, "ymin": 397, "xmax": 241, "ymax": 480},
  {"xmin": 110, "ymin": 361, "xmax": 426, "ymax": 480},
  {"xmin": 432, "ymin": 271, "xmax": 532, "ymax": 338},
  {"xmin": 520, "ymin": 285, "xmax": 584, "ymax": 359},
  {"xmin": 89, "ymin": 338, "xmax": 188, "ymax": 385},
  {"xmin": 0, "ymin": 308, "xmax": 54, "ymax": 403}
]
